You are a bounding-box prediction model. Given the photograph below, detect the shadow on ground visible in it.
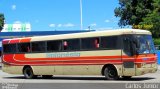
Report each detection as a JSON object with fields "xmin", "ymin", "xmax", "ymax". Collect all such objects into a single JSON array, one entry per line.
[{"xmin": 3, "ymin": 76, "xmax": 155, "ymax": 81}]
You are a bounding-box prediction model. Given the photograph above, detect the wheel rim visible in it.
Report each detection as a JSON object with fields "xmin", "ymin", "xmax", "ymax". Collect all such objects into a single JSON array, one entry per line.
[
  {"xmin": 26, "ymin": 69, "xmax": 31, "ymax": 77},
  {"xmin": 24, "ymin": 68, "xmax": 33, "ymax": 78},
  {"xmin": 108, "ymin": 69, "xmax": 116, "ymax": 78}
]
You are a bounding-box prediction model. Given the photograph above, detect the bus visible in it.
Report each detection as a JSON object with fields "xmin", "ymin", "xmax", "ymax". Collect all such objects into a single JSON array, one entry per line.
[{"xmin": 1, "ymin": 29, "xmax": 158, "ymax": 80}]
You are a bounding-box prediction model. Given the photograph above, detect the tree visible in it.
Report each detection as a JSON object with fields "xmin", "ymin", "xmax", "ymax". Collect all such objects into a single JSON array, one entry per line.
[
  {"xmin": 114, "ymin": 0, "xmax": 154, "ymax": 27},
  {"xmin": 0, "ymin": 13, "xmax": 5, "ymax": 31},
  {"xmin": 139, "ymin": 0, "xmax": 160, "ymax": 38},
  {"xmin": 115, "ymin": 0, "xmax": 160, "ymax": 38}
]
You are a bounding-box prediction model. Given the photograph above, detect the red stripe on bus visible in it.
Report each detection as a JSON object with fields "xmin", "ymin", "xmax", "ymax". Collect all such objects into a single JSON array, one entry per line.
[
  {"xmin": 9, "ymin": 39, "xmax": 20, "ymax": 44},
  {"xmin": 2, "ymin": 40, "xmax": 9, "ymax": 44},
  {"xmin": 3, "ymin": 54, "xmax": 157, "ymax": 66},
  {"xmin": 19, "ymin": 38, "xmax": 31, "ymax": 43}
]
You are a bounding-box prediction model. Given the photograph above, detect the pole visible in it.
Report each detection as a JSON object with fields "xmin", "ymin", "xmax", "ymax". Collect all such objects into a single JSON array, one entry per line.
[{"xmin": 80, "ymin": 0, "xmax": 83, "ymax": 30}]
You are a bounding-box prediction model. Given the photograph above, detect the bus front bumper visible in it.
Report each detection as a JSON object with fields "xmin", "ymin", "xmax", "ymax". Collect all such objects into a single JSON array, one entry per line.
[{"xmin": 136, "ymin": 63, "xmax": 158, "ymax": 76}]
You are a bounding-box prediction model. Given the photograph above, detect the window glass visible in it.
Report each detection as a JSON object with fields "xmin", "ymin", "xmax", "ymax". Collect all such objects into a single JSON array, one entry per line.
[
  {"xmin": 3, "ymin": 44, "xmax": 17, "ymax": 53},
  {"xmin": 63, "ymin": 39, "xmax": 80, "ymax": 50},
  {"xmin": 18, "ymin": 43, "xmax": 31, "ymax": 53},
  {"xmin": 47, "ymin": 40, "xmax": 62, "ymax": 51},
  {"xmin": 81, "ymin": 38, "xmax": 99, "ymax": 50},
  {"xmin": 136, "ymin": 35, "xmax": 155, "ymax": 54},
  {"xmin": 32, "ymin": 42, "xmax": 46, "ymax": 52},
  {"xmin": 101, "ymin": 36, "xmax": 119, "ymax": 49},
  {"xmin": 123, "ymin": 36, "xmax": 132, "ymax": 56}
]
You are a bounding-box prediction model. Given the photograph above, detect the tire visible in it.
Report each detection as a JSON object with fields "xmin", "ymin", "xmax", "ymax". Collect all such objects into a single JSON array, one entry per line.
[
  {"xmin": 23, "ymin": 67, "xmax": 37, "ymax": 79},
  {"xmin": 42, "ymin": 75, "xmax": 53, "ymax": 79},
  {"xmin": 122, "ymin": 76, "xmax": 132, "ymax": 79},
  {"xmin": 104, "ymin": 66, "xmax": 119, "ymax": 80}
]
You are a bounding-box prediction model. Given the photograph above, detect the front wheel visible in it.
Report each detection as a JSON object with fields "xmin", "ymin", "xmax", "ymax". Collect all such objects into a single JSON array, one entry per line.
[
  {"xmin": 23, "ymin": 67, "xmax": 37, "ymax": 79},
  {"xmin": 104, "ymin": 66, "xmax": 119, "ymax": 80}
]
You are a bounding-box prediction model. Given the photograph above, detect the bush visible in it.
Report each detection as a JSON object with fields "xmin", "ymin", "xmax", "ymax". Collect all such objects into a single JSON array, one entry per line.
[{"xmin": 153, "ymin": 38, "xmax": 160, "ymax": 45}]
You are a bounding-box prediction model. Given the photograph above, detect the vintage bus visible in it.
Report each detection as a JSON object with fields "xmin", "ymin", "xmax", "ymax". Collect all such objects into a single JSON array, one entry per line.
[{"xmin": 1, "ymin": 29, "xmax": 158, "ymax": 80}]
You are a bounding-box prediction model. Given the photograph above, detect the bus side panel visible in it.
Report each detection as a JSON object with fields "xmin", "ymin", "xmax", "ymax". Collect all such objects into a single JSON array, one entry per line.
[
  {"xmin": 135, "ymin": 54, "xmax": 158, "ymax": 76},
  {"xmin": 32, "ymin": 66, "xmax": 55, "ymax": 75},
  {"xmin": 2, "ymin": 50, "xmax": 122, "ymax": 76},
  {"xmin": 31, "ymin": 65, "xmax": 102, "ymax": 75},
  {"xmin": 2, "ymin": 64, "xmax": 23, "ymax": 74},
  {"xmin": 62, "ymin": 65, "xmax": 102, "ymax": 75}
]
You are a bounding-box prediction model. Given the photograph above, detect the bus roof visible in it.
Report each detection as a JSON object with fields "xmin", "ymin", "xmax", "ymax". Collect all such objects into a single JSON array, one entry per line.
[{"xmin": 2, "ymin": 29, "xmax": 151, "ymax": 44}]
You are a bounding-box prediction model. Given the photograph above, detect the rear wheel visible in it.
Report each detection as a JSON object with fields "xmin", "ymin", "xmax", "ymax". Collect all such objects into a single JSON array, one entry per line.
[
  {"xmin": 104, "ymin": 66, "xmax": 119, "ymax": 80},
  {"xmin": 23, "ymin": 67, "xmax": 37, "ymax": 79}
]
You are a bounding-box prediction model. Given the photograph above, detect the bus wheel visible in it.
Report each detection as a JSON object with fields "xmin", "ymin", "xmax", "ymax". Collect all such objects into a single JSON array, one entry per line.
[
  {"xmin": 122, "ymin": 76, "xmax": 132, "ymax": 79},
  {"xmin": 23, "ymin": 67, "xmax": 37, "ymax": 79},
  {"xmin": 104, "ymin": 66, "xmax": 119, "ymax": 80},
  {"xmin": 42, "ymin": 75, "xmax": 53, "ymax": 79}
]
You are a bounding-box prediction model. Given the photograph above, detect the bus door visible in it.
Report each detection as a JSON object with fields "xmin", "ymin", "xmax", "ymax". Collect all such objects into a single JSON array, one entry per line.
[{"xmin": 122, "ymin": 35, "xmax": 136, "ymax": 76}]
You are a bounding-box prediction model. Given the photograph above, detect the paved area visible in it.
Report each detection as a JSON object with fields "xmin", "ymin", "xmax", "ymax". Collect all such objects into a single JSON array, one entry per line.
[{"xmin": 0, "ymin": 65, "xmax": 160, "ymax": 89}]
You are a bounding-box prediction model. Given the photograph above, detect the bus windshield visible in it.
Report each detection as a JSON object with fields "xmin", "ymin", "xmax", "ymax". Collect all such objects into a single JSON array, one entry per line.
[{"xmin": 136, "ymin": 35, "xmax": 156, "ymax": 54}]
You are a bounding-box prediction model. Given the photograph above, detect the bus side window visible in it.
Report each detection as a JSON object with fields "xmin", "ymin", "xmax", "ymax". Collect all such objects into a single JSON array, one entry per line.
[
  {"xmin": 32, "ymin": 42, "xmax": 46, "ymax": 52},
  {"xmin": 81, "ymin": 38, "xmax": 99, "ymax": 50},
  {"xmin": 47, "ymin": 40, "xmax": 62, "ymax": 51},
  {"xmin": 18, "ymin": 43, "xmax": 30, "ymax": 53},
  {"xmin": 101, "ymin": 36, "xmax": 119, "ymax": 49},
  {"xmin": 123, "ymin": 36, "xmax": 133, "ymax": 56},
  {"xmin": 63, "ymin": 39, "xmax": 80, "ymax": 51}
]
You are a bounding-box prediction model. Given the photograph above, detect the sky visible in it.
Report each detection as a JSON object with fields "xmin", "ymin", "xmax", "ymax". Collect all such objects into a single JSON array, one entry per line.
[{"xmin": 0, "ymin": 0, "xmax": 122, "ymax": 31}]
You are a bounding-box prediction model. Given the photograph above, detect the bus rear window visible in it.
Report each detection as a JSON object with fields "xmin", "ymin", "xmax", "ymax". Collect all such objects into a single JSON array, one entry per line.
[{"xmin": 3, "ymin": 44, "xmax": 17, "ymax": 53}]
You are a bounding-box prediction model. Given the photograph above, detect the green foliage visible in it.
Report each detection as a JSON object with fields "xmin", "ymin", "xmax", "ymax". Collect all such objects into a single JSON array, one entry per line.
[
  {"xmin": 0, "ymin": 13, "xmax": 5, "ymax": 31},
  {"xmin": 115, "ymin": 0, "xmax": 154, "ymax": 27},
  {"xmin": 140, "ymin": 0, "xmax": 160, "ymax": 38},
  {"xmin": 115, "ymin": 0, "xmax": 160, "ymax": 38},
  {"xmin": 153, "ymin": 38, "xmax": 160, "ymax": 45}
]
